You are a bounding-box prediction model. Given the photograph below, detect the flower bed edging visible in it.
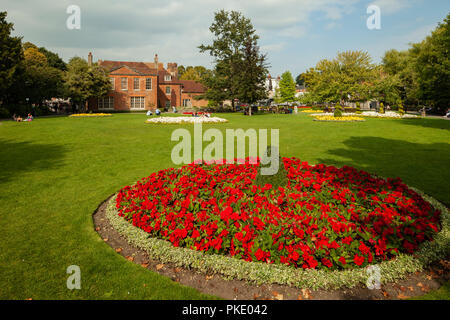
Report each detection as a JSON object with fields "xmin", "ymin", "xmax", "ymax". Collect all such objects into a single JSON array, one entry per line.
[{"xmin": 105, "ymin": 183, "xmax": 449, "ymax": 290}]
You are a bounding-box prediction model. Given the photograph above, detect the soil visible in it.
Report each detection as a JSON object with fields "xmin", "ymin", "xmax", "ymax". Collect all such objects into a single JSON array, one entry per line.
[{"xmin": 93, "ymin": 197, "xmax": 449, "ymax": 300}]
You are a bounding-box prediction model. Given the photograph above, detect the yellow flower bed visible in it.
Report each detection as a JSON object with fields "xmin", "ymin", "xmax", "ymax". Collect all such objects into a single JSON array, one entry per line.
[
  {"xmin": 69, "ymin": 113, "xmax": 112, "ymax": 117},
  {"xmin": 313, "ymin": 115, "xmax": 365, "ymax": 122},
  {"xmin": 300, "ymin": 109, "xmax": 323, "ymax": 113}
]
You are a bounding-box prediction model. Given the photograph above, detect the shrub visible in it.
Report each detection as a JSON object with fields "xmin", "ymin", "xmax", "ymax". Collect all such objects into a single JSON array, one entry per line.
[
  {"xmin": 398, "ymin": 104, "xmax": 405, "ymax": 116},
  {"xmin": 379, "ymin": 102, "xmax": 385, "ymax": 114},
  {"xmin": 334, "ymin": 104, "xmax": 343, "ymax": 117}
]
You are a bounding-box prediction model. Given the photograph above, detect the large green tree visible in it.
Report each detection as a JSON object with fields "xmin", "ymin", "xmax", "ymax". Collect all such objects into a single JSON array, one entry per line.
[
  {"xmin": 411, "ymin": 13, "xmax": 450, "ymax": 113},
  {"xmin": 64, "ymin": 57, "xmax": 111, "ymax": 111},
  {"xmin": 199, "ymin": 10, "xmax": 268, "ymax": 111},
  {"xmin": 278, "ymin": 71, "xmax": 296, "ymax": 102},
  {"xmin": 235, "ymin": 38, "xmax": 268, "ymax": 114},
  {"xmin": 16, "ymin": 45, "xmax": 65, "ymax": 106},
  {"xmin": 303, "ymin": 51, "xmax": 378, "ymax": 105},
  {"xmin": 0, "ymin": 12, "xmax": 23, "ymax": 104}
]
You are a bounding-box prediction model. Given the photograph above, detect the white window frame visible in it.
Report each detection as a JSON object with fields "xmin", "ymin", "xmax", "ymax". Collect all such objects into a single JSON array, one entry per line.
[
  {"xmin": 130, "ymin": 96, "xmax": 145, "ymax": 110},
  {"xmin": 110, "ymin": 78, "xmax": 115, "ymax": 90},
  {"xmin": 166, "ymin": 86, "xmax": 171, "ymax": 94},
  {"xmin": 121, "ymin": 77, "xmax": 128, "ymax": 90},
  {"xmin": 182, "ymin": 99, "xmax": 191, "ymax": 107},
  {"xmin": 98, "ymin": 96, "xmax": 114, "ymax": 110},
  {"xmin": 164, "ymin": 75, "xmax": 171, "ymax": 81},
  {"xmin": 145, "ymin": 78, "xmax": 152, "ymax": 90},
  {"xmin": 133, "ymin": 78, "xmax": 140, "ymax": 91}
]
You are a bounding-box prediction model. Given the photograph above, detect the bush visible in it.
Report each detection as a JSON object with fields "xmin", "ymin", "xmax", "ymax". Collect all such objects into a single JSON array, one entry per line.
[
  {"xmin": 379, "ymin": 102, "xmax": 385, "ymax": 114},
  {"xmin": 334, "ymin": 104, "xmax": 343, "ymax": 117},
  {"xmin": 398, "ymin": 104, "xmax": 405, "ymax": 116}
]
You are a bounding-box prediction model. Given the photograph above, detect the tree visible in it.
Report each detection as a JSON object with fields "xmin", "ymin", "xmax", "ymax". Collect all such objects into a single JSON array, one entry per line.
[
  {"xmin": 235, "ymin": 38, "xmax": 268, "ymax": 115},
  {"xmin": 38, "ymin": 46, "xmax": 67, "ymax": 71},
  {"xmin": 278, "ymin": 71, "xmax": 296, "ymax": 102},
  {"xmin": 411, "ymin": 13, "xmax": 450, "ymax": 113},
  {"xmin": 302, "ymin": 51, "xmax": 377, "ymax": 105},
  {"xmin": 178, "ymin": 65, "xmax": 212, "ymax": 81},
  {"xmin": 199, "ymin": 10, "xmax": 267, "ymax": 111},
  {"xmin": 17, "ymin": 45, "xmax": 64, "ymax": 106},
  {"xmin": 295, "ymin": 74, "xmax": 305, "ymax": 87},
  {"xmin": 64, "ymin": 57, "xmax": 111, "ymax": 111},
  {"xmin": 0, "ymin": 11, "xmax": 23, "ymax": 103},
  {"xmin": 382, "ymin": 49, "xmax": 419, "ymax": 108}
]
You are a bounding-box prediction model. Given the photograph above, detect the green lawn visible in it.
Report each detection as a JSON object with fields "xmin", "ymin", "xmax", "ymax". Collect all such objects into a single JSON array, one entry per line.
[{"xmin": 0, "ymin": 113, "xmax": 449, "ymax": 299}]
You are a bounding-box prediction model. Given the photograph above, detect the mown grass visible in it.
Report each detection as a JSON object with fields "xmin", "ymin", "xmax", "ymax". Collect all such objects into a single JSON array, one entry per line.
[{"xmin": 0, "ymin": 112, "xmax": 448, "ymax": 299}]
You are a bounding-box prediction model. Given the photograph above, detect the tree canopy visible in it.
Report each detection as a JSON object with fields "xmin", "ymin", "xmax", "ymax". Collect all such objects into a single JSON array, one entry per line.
[
  {"xmin": 64, "ymin": 57, "xmax": 111, "ymax": 110},
  {"xmin": 278, "ymin": 71, "xmax": 296, "ymax": 102},
  {"xmin": 0, "ymin": 11, "xmax": 23, "ymax": 103},
  {"xmin": 199, "ymin": 10, "xmax": 268, "ymax": 110}
]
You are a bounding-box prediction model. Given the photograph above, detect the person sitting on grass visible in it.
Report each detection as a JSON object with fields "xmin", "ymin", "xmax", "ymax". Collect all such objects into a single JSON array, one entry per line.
[
  {"xmin": 146, "ymin": 110, "xmax": 152, "ymax": 116},
  {"xmin": 13, "ymin": 114, "xmax": 23, "ymax": 122},
  {"xmin": 155, "ymin": 108, "xmax": 161, "ymax": 116},
  {"xmin": 25, "ymin": 113, "xmax": 33, "ymax": 121}
]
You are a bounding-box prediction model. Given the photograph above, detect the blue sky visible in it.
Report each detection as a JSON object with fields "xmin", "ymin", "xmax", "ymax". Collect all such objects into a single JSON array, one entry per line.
[{"xmin": 3, "ymin": 0, "xmax": 449, "ymax": 77}]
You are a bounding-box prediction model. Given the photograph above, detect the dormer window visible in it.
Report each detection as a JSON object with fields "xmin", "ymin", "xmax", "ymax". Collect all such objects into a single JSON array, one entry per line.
[{"xmin": 164, "ymin": 75, "xmax": 172, "ymax": 81}]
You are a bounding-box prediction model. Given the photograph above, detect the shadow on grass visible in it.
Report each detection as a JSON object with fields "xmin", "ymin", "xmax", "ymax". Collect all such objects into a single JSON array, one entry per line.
[
  {"xmin": 0, "ymin": 139, "xmax": 66, "ymax": 185},
  {"xmin": 400, "ymin": 118, "xmax": 450, "ymax": 131},
  {"xmin": 318, "ymin": 136, "xmax": 450, "ymax": 206}
]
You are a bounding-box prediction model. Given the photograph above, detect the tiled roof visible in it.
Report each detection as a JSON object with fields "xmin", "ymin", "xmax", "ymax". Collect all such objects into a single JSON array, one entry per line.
[
  {"xmin": 180, "ymin": 80, "xmax": 206, "ymax": 93},
  {"xmin": 99, "ymin": 60, "xmax": 157, "ymax": 75}
]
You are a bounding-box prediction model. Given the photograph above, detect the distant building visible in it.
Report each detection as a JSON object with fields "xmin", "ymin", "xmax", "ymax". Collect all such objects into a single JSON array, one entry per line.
[
  {"xmin": 87, "ymin": 53, "xmax": 208, "ymax": 111},
  {"xmin": 265, "ymin": 74, "xmax": 280, "ymax": 99},
  {"xmin": 295, "ymin": 85, "xmax": 307, "ymax": 98}
]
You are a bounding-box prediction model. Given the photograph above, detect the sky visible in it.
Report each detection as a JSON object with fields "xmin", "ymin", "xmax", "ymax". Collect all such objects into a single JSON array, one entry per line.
[{"xmin": 3, "ymin": 0, "xmax": 449, "ymax": 77}]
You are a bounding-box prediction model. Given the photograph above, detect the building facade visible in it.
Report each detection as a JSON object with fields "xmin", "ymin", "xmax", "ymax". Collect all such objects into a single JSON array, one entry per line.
[{"xmin": 88, "ymin": 53, "xmax": 208, "ymax": 111}]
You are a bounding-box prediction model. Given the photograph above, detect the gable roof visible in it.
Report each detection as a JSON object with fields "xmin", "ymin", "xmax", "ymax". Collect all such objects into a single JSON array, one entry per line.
[
  {"xmin": 99, "ymin": 60, "xmax": 157, "ymax": 76},
  {"xmin": 180, "ymin": 80, "xmax": 206, "ymax": 93}
]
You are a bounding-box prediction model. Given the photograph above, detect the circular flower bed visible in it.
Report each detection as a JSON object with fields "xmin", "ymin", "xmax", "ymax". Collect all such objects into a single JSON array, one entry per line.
[
  {"xmin": 313, "ymin": 115, "xmax": 365, "ymax": 122},
  {"xmin": 145, "ymin": 116, "xmax": 228, "ymax": 124},
  {"xmin": 69, "ymin": 113, "xmax": 112, "ymax": 117},
  {"xmin": 115, "ymin": 158, "xmax": 442, "ymax": 271}
]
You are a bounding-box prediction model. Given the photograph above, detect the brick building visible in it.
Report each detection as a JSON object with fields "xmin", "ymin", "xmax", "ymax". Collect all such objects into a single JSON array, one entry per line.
[{"xmin": 87, "ymin": 53, "xmax": 208, "ymax": 111}]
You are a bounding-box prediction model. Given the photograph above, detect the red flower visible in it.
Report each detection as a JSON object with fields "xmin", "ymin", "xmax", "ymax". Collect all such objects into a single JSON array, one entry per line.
[{"xmin": 353, "ymin": 254, "xmax": 365, "ymax": 266}]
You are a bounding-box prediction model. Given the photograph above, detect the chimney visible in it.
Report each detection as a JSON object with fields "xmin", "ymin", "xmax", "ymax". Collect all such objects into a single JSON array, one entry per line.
[
  {"xmin": 88, "ymin": 52, "xmax": 93, "ymax": 66},
  {"xmin": 154, "ymin": 54, "xmax": 158, "ymax": 67},
  {"xmin": 167, "ymin": 62, "xmax": 178, "ymax": 78}
]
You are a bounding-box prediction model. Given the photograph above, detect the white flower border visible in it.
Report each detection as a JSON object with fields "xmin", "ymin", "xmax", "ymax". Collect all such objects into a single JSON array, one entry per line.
[{"xmin": 145, "ymin": 116, "xmax": 228, "ymax": 124}]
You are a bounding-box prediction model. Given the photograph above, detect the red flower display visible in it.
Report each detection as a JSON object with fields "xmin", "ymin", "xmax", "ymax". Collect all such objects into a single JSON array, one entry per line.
[{"xmin": 115, "ymin": 157, "xmax": 441, "ymax": 270}]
